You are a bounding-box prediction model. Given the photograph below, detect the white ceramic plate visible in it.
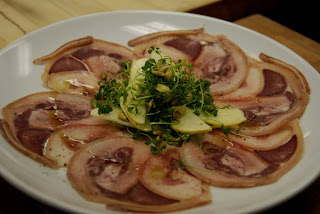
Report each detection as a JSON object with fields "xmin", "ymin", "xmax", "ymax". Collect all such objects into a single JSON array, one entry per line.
[{"xmin": 0, "ymin": 10, "xmax": 319, "ymax": 214}]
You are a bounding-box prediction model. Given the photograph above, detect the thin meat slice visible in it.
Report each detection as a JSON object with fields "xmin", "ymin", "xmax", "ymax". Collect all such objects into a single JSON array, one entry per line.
[
  {"xmin": 215, "ymin": 57, "xmax": 264, "ymax": 100},
  {"xmin": 128, "ymin": 28, "xmax": 204, "ymax": 47},
  {"xmin": 128, "ymin": 28, "xmax": 204, "ymax": 62},
  {"xmin": 129, "ymin": 29, "xmax": 249, "ymax": 95},
  {"xmin": 213, "ymin": 53, "xmax": 310, "ymax": 101},
  {"xmin": 34, "ymin": 37, "xmax": 137, "ymax": 94},
  {"xmin": 68, "ymin": 137, "xmax": 150, "ymax": 201},
  {"xmin": 33, "ymin": 36, "xmax": 94, "ymax": 63},
  {"xmin": 259, "ymin": 53, "xmax": 310, "ymax": 94},
  {"xmin": 79, "ymin": 39, "xmax": 136, "ymax": 79},
  {"xmin": 45, "ymin": 124, "xmax": 128, "ymax": 167},
  {"xmin": 223, "ymin": 124, "xmax": 294, "ymax": 151},
  {"xmin": 140, "ymin": 147, "xmax": 208, "ymax": 201},
  {"xmin": 181, "ymin": 119, "xmax": 303, "ymax": 187},
  {"xmin": 45, "ymin": 70, "xmax": 101, "ymax": 95},
  {"xmin": 216, "ymin": 55, "xmax": 309, "ymax": 136},
  {"xmin": 217, "ymin": 94, "xmax": 295, "ymax": 136},
  {"xmin": 67, "ymin": 137, "xmax": 211, "ymax": 212},
  {"xmin": 0, "ymin": 91, "xmax": 109, "ymax": 168},
  {"xmin": 192, "ymin": 34, "xmax": 249, "ymax": 95}
]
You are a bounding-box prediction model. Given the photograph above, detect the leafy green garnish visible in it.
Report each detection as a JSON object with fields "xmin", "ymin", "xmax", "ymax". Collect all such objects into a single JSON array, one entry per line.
[
  {"xmin": 221, "ymin": 124, "xmax": 231, "ymax": 136},
  {"xmin": 93, "ymin": 61, "xmax": 130, "ymax": 114},
  {"xmin": 144, "ymin": 129, "xmax": 190, "ymax": 154},
  {"xmin": 93, "ymin": 47, "xmax": 231, "ymax": 154}
]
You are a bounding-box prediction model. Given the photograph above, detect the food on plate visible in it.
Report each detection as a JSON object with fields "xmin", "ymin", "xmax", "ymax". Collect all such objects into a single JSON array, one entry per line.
[
  {"xmin": 225, "ymin": 124, "xmax": 295, "ymax": 150},
  {"xmin": 215, "ymin": 54, "xmax": 310, "ymax": 136},
  {"xmin": 128, "ymin": 28, "xmax": 249, "ymax": 95},
  {"xmin": 181, "ymin": 119, "xmax": 303, "ymax": 187},
  {"xmin": 140, "ymin": 147, "xmax": 207, "ymax": 201},
  {"xmin": 45, "ymin": 124, "xmax": 128, "ymax": 167},
  {"xmin": 67, "ymin": 137, "xmax": 211, "ymax": 212},
  {"xmin": 128, "ymin": 28, "xmax": 204, "ymax": 63},
  {"xmin": 90, "ymin": 47, "xmax": 246, "ymax": 153},
  {"xmin": 0, "ymin": 91, "xmax": 110, "ymax": 168},
  {"xmin": 34, "ymin": 36, "xmax": 137, "ymax": 94},
  {"xmin": 0, "ymin": 28, "xmax": 311, "ymax": 212}
]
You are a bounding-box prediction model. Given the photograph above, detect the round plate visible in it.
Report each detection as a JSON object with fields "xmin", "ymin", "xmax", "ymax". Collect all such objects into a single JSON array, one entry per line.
[{"xmin": 0, "ymin": 10, "xmax": 319, "ymax": 214}]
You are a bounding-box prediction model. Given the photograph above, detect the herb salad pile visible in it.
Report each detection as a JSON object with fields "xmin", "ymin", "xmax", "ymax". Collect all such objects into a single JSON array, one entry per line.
[{"xmin": 91, "ymin": 47, "xmax": 233, "ymax": 154}]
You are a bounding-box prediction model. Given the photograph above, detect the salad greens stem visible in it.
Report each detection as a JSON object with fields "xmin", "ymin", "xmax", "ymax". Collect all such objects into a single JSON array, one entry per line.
[{"xmin": 93, "ymin": 46, "xmax": 230, "ymax": 154}]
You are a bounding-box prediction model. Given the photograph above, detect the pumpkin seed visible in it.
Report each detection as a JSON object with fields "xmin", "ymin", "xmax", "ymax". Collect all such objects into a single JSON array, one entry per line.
[
  {"xmin": 164, "ymin": 67, "xmax": 174, "ymax": 82},
  {"xmin": 152, "ymin": 70, "xmax": 165, "ymax": 76},
  {"xmin": 155, "ymin": 84, "xmax": 170, "ymax": 93},
  {"xmin": 173, "ymin": 105, "xmax": 186, "ymax": 120}
]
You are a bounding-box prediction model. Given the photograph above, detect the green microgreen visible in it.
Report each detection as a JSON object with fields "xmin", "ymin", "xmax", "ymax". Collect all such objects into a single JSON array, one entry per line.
[
  {"xmin": 93, "ymin": 47, "xmax": 231, "ymax": 154},
  {"xmin": 92, "ymin": 61, "xmax": 130, "ymax": 114},
  {"xmin": 221, "ymin": 124, "xmax": 231, "ymax": 136}
]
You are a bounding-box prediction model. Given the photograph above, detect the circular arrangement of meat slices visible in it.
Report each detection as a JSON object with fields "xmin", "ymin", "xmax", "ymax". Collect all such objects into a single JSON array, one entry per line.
[
  {"xmin": 0, "ymin": 28, "xmax": 311, "ymax": 213},
  {"xmin": 181, "ymin": 119, "xmax": 303, "ymax": 187},
  {"xmin": 33, "ymin": 36, "xmax": 138, "ymax": 95},
  {"xmin": 215, "ymin": 54, "xmax": 310, "ymax": 136},
  {"xmin": 0, "ymin": 91, "xmax": 111, "ymax": 168},
  {"xmin": 67, "ymin": 138, "xmax": 211, "ymax": 212}
]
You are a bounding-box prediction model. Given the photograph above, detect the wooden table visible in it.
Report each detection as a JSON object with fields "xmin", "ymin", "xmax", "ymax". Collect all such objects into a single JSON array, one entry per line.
[
  {"xmin": 235, "ymin": 14, "xmax": 320, "ymax": 214},
  {"xmin": 0, "ymin": 1, "xmax": 319, "ymax": 214},
  {"xmin": 0, "ymin": 0, "xmax": 220, "ymax": 49}
]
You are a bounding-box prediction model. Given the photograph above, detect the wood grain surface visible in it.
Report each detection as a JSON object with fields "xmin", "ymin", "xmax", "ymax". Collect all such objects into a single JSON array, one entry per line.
[
  {"xmin": 235, "ymin": 14, "xmax": 320, "ymax": 73},
  {"xmin": 0, "ymin": 0, "xmax": 220, "ymax": 50},
  {"xmin": 234, "ymin": 13, "xmax": 320, "ymax": 214}
]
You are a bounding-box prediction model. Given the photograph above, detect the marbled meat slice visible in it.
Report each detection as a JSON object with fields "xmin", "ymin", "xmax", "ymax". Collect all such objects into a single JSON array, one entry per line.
[
  {"xmin": 45, "ymin": 124, "xmax": 129, "ymax": 167},
  {"xmin": 128, "ymin": 28, "xmax": 204, "ymax": 62},
  {"xmin": 215, "ymin": 57, "xmax": 264, "ymax": 100},
  {"xmin": 0, "ymin": 91, "xmax": 109, "ymax": 168},
  {"xmin": 192, "ymin": 33, "xmax": 248, "ymax": 95},
  {"xmin": 216, "ymin": 54, "xmax": 310, "ymax": 136},
  {"xmin": 67, "ymin": 137, "xmax": 211, "ymax": 212},
  {"xmin": 34, "ymin": 36, "xmax": 137, "ymax": 94},
  {"xmin": 181, "ymin": 119, "xmax": 303, "ymax": 187},
  {"xmin": 224, "ymin": 124, "xmax": 294, "ymax": 151},
  {"xmin": 128, "ymin": 29, "xmax": 249, "ymax": 95},
  {"xmin": 140, "ymin": 146, "xmax": 209, "ymax": 201},
  {"xmin": 259, "ymin": 53, "xmax": 310, "ymax": 94}
]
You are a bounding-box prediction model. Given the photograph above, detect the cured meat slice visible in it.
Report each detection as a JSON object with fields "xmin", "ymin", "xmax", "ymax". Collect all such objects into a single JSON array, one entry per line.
[
  {"xmin": 67, "ymin": 137, "xmax": 211, "ymax": 212},
  {"xmin": 45, "ymin": 71, "xmax": 101, "ymax": 95},
  {"xmin": 216, "ymin": 54, "xmax": 310, "ymax": 136},
  {"xmin": 217, "ymin": 94, "xmax": 296, "ymax": 136},
  {"xmin": 224, "ymin": 124, "xmax": 294, "ymax": 151},
  {"xmin": 0, "ymin": 91, "xmax": 108, "ymax": 168},
  {"xmin": 128, "ymin": 29, "xmax": 249, "ymax": 95},
  {"xmin": 181, "ymin": 119, "xmax": 303, "ymax": 187},
  {"xmin": 45, "ymin": 124, "xmax": 128, "ymax": 167},
  {"xmin": 259, "ymin": 53, "xmax": 310, "ymax": 94},
  {"xmin": 128, "ymin": 28, "xmax": 204, "ymax": 62},
  {"xmin": 192, "ymin": 34, "xmax": 248, "ymax": 95},
  {"xmin": 34, "ymin": 36, "xmax": 137, "ymax": 94},
  {"xmin": 214, "ymin": 53, "xmax": 310, "ymax": 101},
  {"xmin": 215, "ymin": 57, "xmax": 264, "ymax": 100},
  {"xmin": 140, "ymin": 147, "xmax": 208, "ymax": 201},
  {"xmin": 68, "ymin": 137, "xmax": 150, "ymax": 202}
]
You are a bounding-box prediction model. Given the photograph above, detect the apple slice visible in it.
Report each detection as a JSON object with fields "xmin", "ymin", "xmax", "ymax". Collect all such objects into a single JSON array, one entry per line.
[
  {"xmin": 199, "ymin": 107, "xmax": 246, "ymax": 128},
  {"xmin": 171, "ymin": 108, "xmax": 212, "ymax": 134}
]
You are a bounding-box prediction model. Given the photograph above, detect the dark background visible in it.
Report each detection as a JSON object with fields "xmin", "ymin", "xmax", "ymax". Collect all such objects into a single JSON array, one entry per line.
[{"xmin": 190, "ymin": 0, "xmax": 320, "ymax": 43}]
